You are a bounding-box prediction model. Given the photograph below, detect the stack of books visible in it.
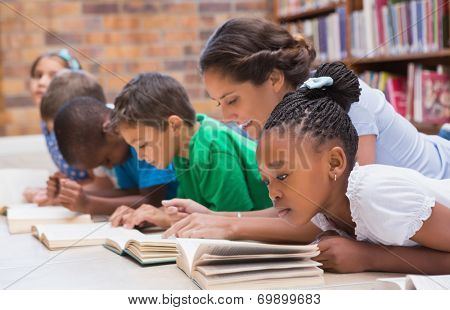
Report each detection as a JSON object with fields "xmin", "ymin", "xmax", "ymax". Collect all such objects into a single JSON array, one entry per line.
[
  {"xmin": 283, "ymin": 6, "xmax": 347, "ymax": 61},
  {"xmin": 359, "ymin": 65, "xmax": 450, "ymax": 123},
  {"xmin": 352, "ymin": 0, "xmax": 449, "ymax": 58}
]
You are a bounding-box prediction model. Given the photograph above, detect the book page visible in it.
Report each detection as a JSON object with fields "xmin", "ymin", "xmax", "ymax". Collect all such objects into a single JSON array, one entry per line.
[
  {"xmin": 375, "ymin": 277, "xmax": 406, "ymax": 290},
  {"xmin": 8, "ymin": 206, "xmax": 90, "ymax": 220},
  {"xmin": 7, "ymin": 207, "xmax": 92, "ymax": 234},
  {"xmin": 175, "ymin": 239, "xmax": 237, "ymax": 275},
  {"xmin": 0, "ymin": 169, "xmax": 49, "ymax": 207},
  {"xmin": 176, "ymin": 238, "xmax": 318, "ymax": 275},
  {"xmin": 406, "ymin": 275, "xmax": 450, "ymax": 290},
  {"xmin": 197, "ymin": 251, "xmax": 320, "ymax": 265},
  {"xmin": 193, "ymin": 266, "xmax": 323, "ymax": 287},
  {"xmin": 32, "ymin": 222, "xmax": 113, "ymax": 242},
  {"xmin": 196, "ymin": 259, "xmax": 321, "ymax": 276},
  {"xmin": 104, "ymin": 227, "xmax": 147, "ymax": 252},
  {"xmin": 0, "ymin": 203, "xmax": 38, "ymax": 215},
  {"xmin": 193, "ymin": 242, "xmax": 317, "ymax": 266}
]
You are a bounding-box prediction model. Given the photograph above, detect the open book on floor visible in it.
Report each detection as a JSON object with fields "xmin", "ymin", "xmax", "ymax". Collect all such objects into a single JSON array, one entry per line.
[
  {"xmin": 104, "ymin": 230, "xmax": 177, "ymax": 266},
  {"xmin": 0, "ymin": 169, "xmax": 49, "ymax": 214},
  {"xmin": 175, "ymin": 238, "xmax": 323, "ymax": 290},
  {"xmin": 1, "ymin": 203, "xmax": 39, "ymax": 215},
  {"xmin": 376, "ymin": 275, "xmax": 450, "ymax": 290},
  {"xmin": 32, "ymin": 222, "xmax": 118, "ymax": 250},
  {"xmin": 7, "ymin": 205, "xmax": 92, "ymax": 234}
]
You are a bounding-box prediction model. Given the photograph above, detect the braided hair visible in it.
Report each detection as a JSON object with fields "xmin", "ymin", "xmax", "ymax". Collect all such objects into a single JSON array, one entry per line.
[{"xmin": 263, "ymin": 62, "xmax": 361, "ymax": 171}]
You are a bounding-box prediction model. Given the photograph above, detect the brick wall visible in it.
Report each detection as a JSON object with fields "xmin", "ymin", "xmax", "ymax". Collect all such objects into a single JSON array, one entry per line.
[{"xmin": 0, "ymin": 0, "xmax": 272, "ymax": 136}]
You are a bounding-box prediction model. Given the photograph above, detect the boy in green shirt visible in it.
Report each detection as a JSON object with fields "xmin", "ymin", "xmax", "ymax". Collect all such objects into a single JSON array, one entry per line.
[{"xmin": 109, "ymin": 72, "xmax": 272, "ymax": 228}]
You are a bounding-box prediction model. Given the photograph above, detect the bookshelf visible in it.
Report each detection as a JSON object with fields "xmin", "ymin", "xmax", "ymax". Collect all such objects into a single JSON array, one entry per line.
[
  {"xmin": 276, "ymin": 1, "xmax": 345, "ymax": 23},
  {"xmin": 274, "ymin": 0, "xmax": 450, "ymax": 134}
]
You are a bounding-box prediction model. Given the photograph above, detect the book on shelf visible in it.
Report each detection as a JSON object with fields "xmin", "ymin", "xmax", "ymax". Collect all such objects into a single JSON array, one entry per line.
[
  {"xmin": 0, "ymin": 168, "xmax": 49, "ymax": 213},
  {"xmin": 7, "ymin": 204, "xmax": 92, "ymax": 234},
  {"xmin": 283, "ymin": 6, "xmax": 347, "ymax": 61},
  {"xmin": 359, "ymin": 65, "xmax": 450, "ymax": 124},
  {"xmin": 352, "ymin": 0, "xmax": 450, "ymax": 58},
  {"xmin": 104, "ymin": 230, "xmax": 177, "ymax": 266},
  {"xmin": 175, "ymin": 238, "xmax": 322, "ymax": 290},
  {"xmin": 376, "ymin": 274, "xmax": 450, "ymax": 289},
  {"xmin": 415, "ymin": 66, "xmax": 450, "ymax": 123}
]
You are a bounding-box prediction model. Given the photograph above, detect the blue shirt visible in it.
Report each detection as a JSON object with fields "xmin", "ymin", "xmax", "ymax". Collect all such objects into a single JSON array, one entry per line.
[
  {"xmin": 41, "ymin": 121, "xmax": 90, "ymax": 181},
  {"xmin": 113, "ymin": 147, "xmax": 178, "ymax": 198},
  {"xmin": 348, "ymin": 80, "xmax": 450, "ymax": 179}
]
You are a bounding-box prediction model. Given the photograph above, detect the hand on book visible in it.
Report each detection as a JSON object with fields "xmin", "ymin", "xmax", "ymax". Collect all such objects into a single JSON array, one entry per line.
[
  {"xmin": 162, "ymin": 198, "xmax": 212, "ymax": 225},
  {"xmin": 110, "ymin": 204, "xmax": 171, "ymax": 229},
  {"xmin": 162, "ymin": 213, "xmax": 234, "ymax": 239},
  {"xmin": 313, "ymin": 235, "xmax": 371, "ymax": 273},
  {"xmin": 57, "ymin": 179, "xmax": 90, "ymax": 213}
]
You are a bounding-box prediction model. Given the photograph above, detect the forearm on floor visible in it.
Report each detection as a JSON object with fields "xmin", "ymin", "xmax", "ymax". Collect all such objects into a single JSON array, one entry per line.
[
  {"xmin": 364, "ymin": 244, "xmax": 450, "ymax": 274},
  {"xmin": 230, "ymin": 217, "xmax": 321, "ymax": 244}
]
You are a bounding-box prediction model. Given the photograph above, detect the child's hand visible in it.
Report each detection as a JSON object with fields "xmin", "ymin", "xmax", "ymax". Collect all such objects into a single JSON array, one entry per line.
[
  {"xmin": 23, "ymin": 187, "xmax": 42, "ymax": 202},
  {"xmin": 162, "ymin": 213, "xmax": 234, "ymax": 239},
  {"xmin": 34, "ymin": 189, "xmax": 56, "ymax": 206},
  {"xmin": 46, "ymin": 172, "xmax": 64, "ymax": 200},
  {"xmin": 162, "ymin": 199, "xmax": 212, "ymax": 224},
  {"xmin": 57, "ymin": 179, "xmax": 90, "ymax": 213},
  {"xmin": 313, "ymin": 235, "xmax": 371, "ymax": 273},
  {"xmin": 109, "ymin": 205, "xmax": 134, "ymax": 227},
  {"xmin": 121, "ymin": 204, "xmax": 171, "ymax": 229}
]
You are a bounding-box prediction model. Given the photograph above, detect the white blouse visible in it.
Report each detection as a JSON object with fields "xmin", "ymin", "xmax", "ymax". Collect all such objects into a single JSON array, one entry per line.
[
  {"xmin": 348, "ymin": 80, "xmax": 450, "ymax": 179},
  {"xmin": 311, "ymin": 163, "xmax": 450, "ymax": 247}
]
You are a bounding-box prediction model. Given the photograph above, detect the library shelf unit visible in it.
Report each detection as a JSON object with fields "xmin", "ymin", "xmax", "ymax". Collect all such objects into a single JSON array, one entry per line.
[{"xmin": 274, "ymin": 0, "xmax": 449, "ymax": 134}]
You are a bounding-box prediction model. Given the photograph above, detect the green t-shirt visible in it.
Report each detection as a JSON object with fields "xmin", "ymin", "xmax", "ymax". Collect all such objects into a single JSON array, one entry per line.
[{"xmin": 172, "ymin": 114, "xmax": 272, "ymax": 212}]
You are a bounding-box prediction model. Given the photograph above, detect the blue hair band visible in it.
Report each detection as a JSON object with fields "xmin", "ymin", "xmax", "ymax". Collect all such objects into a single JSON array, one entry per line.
[{"xmin": 301, "ymin": 76, "xmax": 333, "ymax": 89}]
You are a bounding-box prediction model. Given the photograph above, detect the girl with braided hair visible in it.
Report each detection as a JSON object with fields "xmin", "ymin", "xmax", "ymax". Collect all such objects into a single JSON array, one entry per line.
[
  {"xmin": 258, "ymin": 62, "xmax": 450, "ymax": 272},
  {"xmin": 161, "ymin": 18, "xmax": 450, "ymax": 273}
]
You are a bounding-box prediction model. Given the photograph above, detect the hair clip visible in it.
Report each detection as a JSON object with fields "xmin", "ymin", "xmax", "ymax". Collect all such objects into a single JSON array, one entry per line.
[
  {"xmin": 57, "ymin": 48, "xmax": 81, "ymax": 70},
  {"xmin": 300, "ymin": 76, "xmax": 333, "ymax": 89}
]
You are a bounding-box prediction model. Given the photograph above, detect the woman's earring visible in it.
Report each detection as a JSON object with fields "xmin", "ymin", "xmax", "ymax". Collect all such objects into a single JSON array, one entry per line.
[{"xmin": 334, "ymin": 173, "xmax": 337, "ymax": 181}]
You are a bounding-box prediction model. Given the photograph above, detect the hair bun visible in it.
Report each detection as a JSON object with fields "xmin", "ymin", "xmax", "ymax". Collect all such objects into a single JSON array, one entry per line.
[
  {"xmin": 301, "ymin": 62, "xmax": 361, "ymax": 112},
  {"xmin": 292, "ymin": 33, "xmax": 316, "ymax": 63}
]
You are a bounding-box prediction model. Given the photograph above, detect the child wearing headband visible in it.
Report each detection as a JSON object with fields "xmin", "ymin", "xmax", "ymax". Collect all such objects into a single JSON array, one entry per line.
[{"xmin": 25, "ymin": 50, "xmax": 88, "ymax": 204}]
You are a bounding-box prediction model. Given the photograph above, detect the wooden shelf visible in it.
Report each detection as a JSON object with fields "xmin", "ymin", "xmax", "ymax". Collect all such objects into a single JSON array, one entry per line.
[
  {"xmin": 276, "ymin": 2, "xmax": 344, "ymax": 23},
  {"xmin": 344, "ymin": 49, "xmax": 450, "ymax": 66},
  {"xmin": 274, "ymin": 0, "xmax": 448, "ymax": 135}
]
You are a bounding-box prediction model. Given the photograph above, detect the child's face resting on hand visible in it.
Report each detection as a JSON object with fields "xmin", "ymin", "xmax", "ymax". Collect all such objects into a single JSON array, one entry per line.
[
  {"xmin": 119, "ymin": 116, "xmax": 186, "ymax": 170},
  {"xmin": 257, "ymin": 127, "xmax": 347, "ymax": 226}
]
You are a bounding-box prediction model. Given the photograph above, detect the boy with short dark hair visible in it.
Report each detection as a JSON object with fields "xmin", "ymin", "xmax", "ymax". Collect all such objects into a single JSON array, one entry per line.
[
  {"xmin": 25, "ymin": 70, "xmax": 110, "ymax": 205},
  {"xmin": 109, "ymin": 72, "xmax": 272, "ymax": 228},
  {"xmin": 53, "ymin": 96, "xmax": 177, "ymax": 216},
  {"xmin": 40, "ymin": 69, "xmax": 106, "ymax": 181}
]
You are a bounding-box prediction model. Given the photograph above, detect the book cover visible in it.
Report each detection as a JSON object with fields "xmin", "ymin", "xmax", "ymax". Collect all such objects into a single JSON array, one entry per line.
[
  {"xmin": 386, "ymin": 76, "xmax": 408, "ymax": 117},
  {"xmin": 421, "ymin": 70, "xmax": 450, "ymax": 124}
]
